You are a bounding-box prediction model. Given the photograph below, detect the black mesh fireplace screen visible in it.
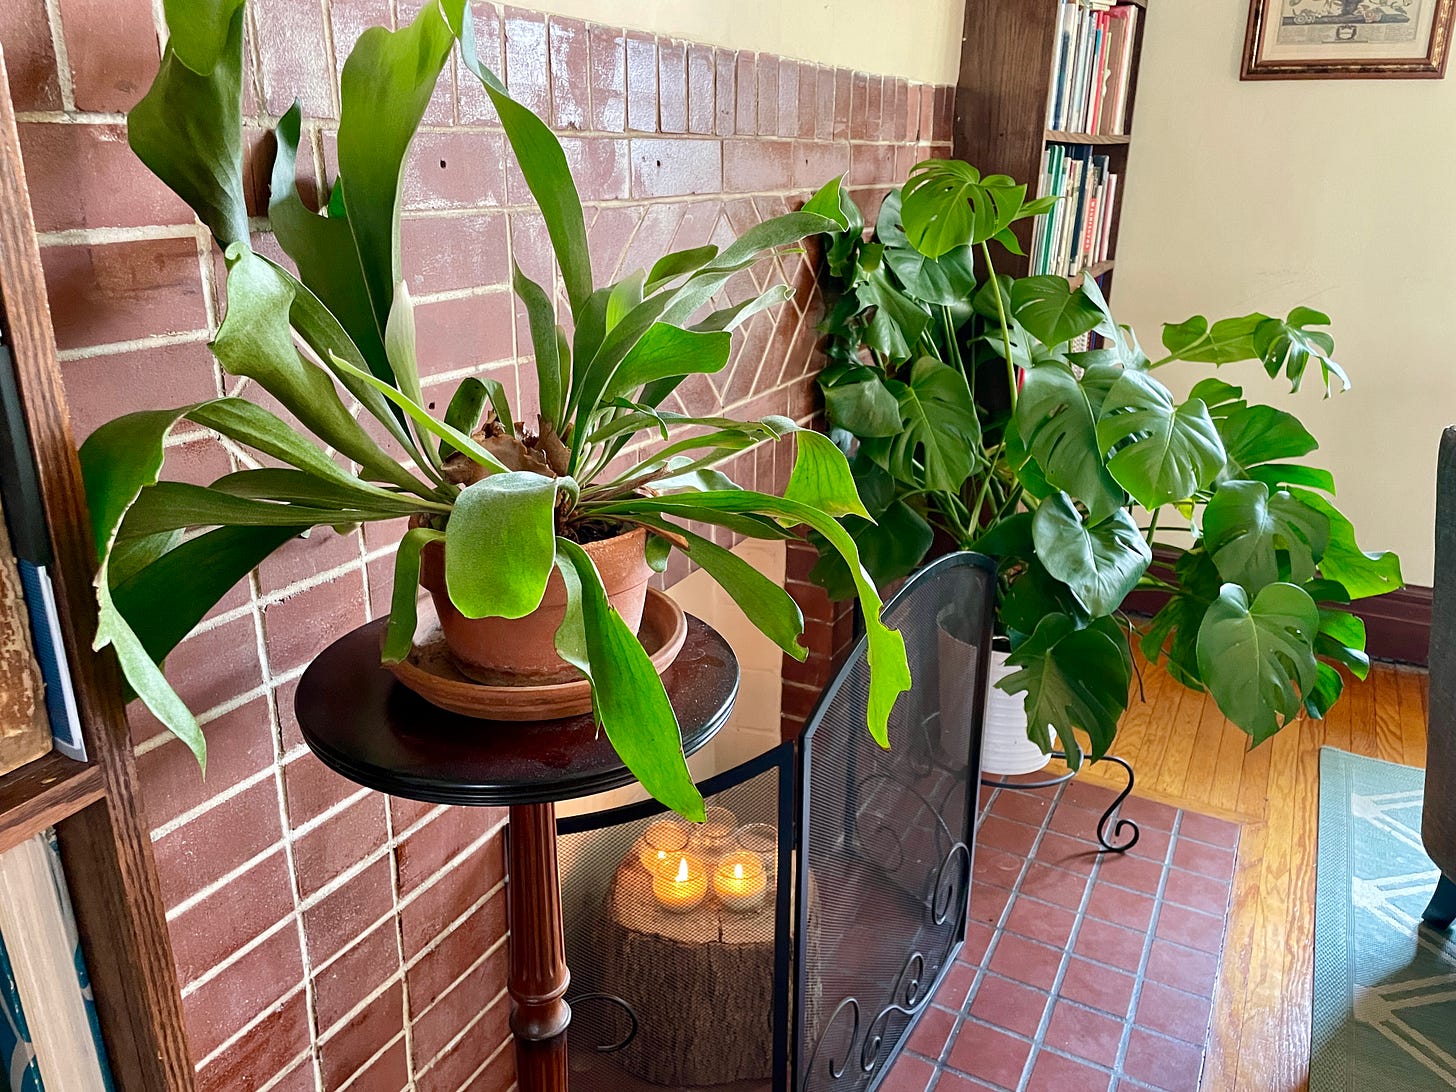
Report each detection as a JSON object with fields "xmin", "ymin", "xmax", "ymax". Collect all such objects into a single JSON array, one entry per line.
[{"xmin": 556, "ymin": 553, "xmax": 994, "ymax": 1092}]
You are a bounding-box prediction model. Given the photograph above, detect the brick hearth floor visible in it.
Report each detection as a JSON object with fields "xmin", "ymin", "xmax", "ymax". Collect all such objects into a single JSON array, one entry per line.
[{"xmin": 881, "ymin": 777, "xmax": 1239, "ymax": 1092}]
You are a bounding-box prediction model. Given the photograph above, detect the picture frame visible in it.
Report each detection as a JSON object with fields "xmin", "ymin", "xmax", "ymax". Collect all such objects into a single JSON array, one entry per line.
[{"xmin": 1242, "ymin": 0, "xmax": 1456, "ymax": 79}]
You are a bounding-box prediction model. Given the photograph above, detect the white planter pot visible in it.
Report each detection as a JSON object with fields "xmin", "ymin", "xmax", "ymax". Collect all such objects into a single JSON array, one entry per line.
[{"xmin": 982, "ymin": 649, "xmax": 1051, "ymax": 777}]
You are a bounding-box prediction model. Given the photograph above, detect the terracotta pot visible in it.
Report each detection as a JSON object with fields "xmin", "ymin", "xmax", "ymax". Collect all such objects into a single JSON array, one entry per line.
[{"xmin": 418, "ymin": 526, "xmax": 652, "ymax": 685}]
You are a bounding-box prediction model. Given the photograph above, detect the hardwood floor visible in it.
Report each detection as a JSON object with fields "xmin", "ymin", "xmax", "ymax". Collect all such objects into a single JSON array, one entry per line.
[{"xmin": 1072, "ymin": 659, "xmax": 1431, "ymax": 1092}]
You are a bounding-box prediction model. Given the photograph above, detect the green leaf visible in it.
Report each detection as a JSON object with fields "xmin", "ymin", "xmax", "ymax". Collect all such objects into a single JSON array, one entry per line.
[
  {"xmin": 1095, "ymin": 370, "xmax": 1226, "ymax": 508},
  {"xmin": 127, "ymin": 0, "xmax": 248, "ymax": 247},
  {"xmin": 337, "ymin": 0, "xmax": 460, "ymax": 340},
  {"xmin": 645, "ymin": 245, "xmax": 719, "ymax": 292},
  {"xmin": 885, "ymin": 357, "xmax": 981, "ymax": 493},
  {"xmin": 1139, "ymin": 548, "xmax": 1222, "ymax": 691},
  {"xmin": 1253, "ymin": 308, "xmax": 1348, "ymax": 395},
  {"xmin": 1196, "ymin": 582, "xmax": 1318, "ymax": 743},
  {"xmin": 119, "ymin": 482, "xmax": 389, "ymax": 538},
  {"xmin": 1287, "ymin": 489, "xmax": 1404, "ymax": 600},
  {"xmin": 445, "ymin": 472, "xmax": 569, "ymax": 619},
  {"xmin": 1203, "ymin": 480, "xmax": 1330, "ymax": 592},
  {"xmin": 1014, "ymin": 362, "xmax": 1124, "ymax": 520},
  {"xmin": 784, "ymin": 429, "xmax": 872, "ymax": 520},
  {"xmin": 999, "ymin": 558, "xmax": 1087, "ymax": 643},
  {"xmin": 554, "ymin": 539, "xmax": 704, "ymax": 820},
  {"xmin": 213, "ymin": 248, "xmax": 425, "ymax": 494},
  {"xmin": 1188, "ymin": 377, "xmax": 1245, "ymax": 419},
  {"xmin": 591, "ymin": 491, "xmax": 910, "ymax": 745},
  {"xmin": 999, "ymin": 613, "xmax": 1131, "ymax": 769},
  {"xmin": 1032, "ymin": 493, "xmax": 1151, "ymax": 617},
  {"xmin": 1161, "ymin": 312, "xmax": 1270, "ymax": 364},
  {"xmin": 1305, "ymin": 661, "xmax": 1344, "ymax": 720},
  {"xmin": 800, "ymin": 173, "xmax": 856, "ymax": 232},
  {"xmin": 1245, "ymin": 463, "xmax": 1335, "ymax": 494},
  {"xmin": 456, "ymin": 11, "xmax": 593, "ymax": 317},
  {"xmin": 209, "ymin": 468, "xmax": 425, "ymax": 514},
  {"xmin": 110, "ymin": 524, "xmax": 302, "ymax": 673},
  {"xmin": 824, "ymin": 374, "xmax": 902, "ymax": 438},
  {"xmin": 1316, "ymin": 606, "xmax": 1369, "ymax": 681},
  {"xmin": 329, "ymin": 352, "xmax": 511, "ymax": 475},
  {"xmin": 856, "ymin": 263, "xmax": 931, "ymax": 363},
  {"xmin": 1009, "ymin": 276, "xmax": 1104, "ymax": 347},
  {"xmin": 875, "ymin": 189, "xmax": 978, "ymax": 305},
  {"xmin": 382, "ymin": 526, "xmax": 446, "ymax": 662},
  {"xmin": 1217, "ymin": 403, "xmax": 1319, "ymax": 473},
  {"xmin": 691, "ymin": 284, "xmax": 795, "ymax": 333},
  {"xmin": 513, "ymin": 264, "xmax": 567, "ymax": 428},
  {"xmin": 634, "ymin": 517, "xmax": 806, "ymax": 660},
  {"xmin": 900, "ymin": 159, "xmax": 1026, "ymax": 257},
  {"xmin": 604, "ymin": 323, "xmax": 731, "ymax": 404},
  {"xmin": 268, "ymin": 107, "xmax": 392, "ymax": 387},
  {"xmin": 440, "ymin": 377, "xmax": 490, "ymax": 460}
]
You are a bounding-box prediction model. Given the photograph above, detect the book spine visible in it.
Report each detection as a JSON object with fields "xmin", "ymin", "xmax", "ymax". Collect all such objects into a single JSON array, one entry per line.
[
  {"xmin": 43, "ymin": 831, "xmax": 114, "ymax": 1092},
  {"xmin": 1049, "ymin": 4, "xmax": 1071, "ymax": 130},
  {"xmin": 16, "ymin": 563, "xmax": 84, "ymax": 762},
  {"xmin": 0, "ymin": 932, "xmax": 45, "ymax": 1092},
  {"xmin": 1116, "ymin": 8, "xmax": 1139, "ymax": 134}
]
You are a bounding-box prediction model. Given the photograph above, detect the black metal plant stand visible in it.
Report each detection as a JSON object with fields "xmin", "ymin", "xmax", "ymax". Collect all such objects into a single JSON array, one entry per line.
[{"xmin": 981, "ymin": 753, "xmax": 1140, "ymax": 853}]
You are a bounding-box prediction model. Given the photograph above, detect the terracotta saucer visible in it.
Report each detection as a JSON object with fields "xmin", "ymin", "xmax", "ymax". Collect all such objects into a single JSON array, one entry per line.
[{"xmin": 386, "ymin": 587, "xmax": 688, "ymax": 721}]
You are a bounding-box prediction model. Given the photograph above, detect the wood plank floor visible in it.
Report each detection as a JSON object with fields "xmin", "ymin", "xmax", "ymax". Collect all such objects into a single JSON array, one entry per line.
[{"xmin": 1071, "ymin": 659, "xmax": 1430, "ymax": 1092}]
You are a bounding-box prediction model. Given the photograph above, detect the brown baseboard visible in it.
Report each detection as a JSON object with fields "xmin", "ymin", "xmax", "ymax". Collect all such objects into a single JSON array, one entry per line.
[{"xmin": 1124, "ymin": 574, "xmax": 1432, "ymax": 667}]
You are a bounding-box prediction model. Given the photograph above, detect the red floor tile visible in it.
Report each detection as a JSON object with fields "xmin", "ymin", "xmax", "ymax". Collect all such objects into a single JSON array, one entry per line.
[
  {"xmin": 1114, "ymin": 795, "xmax": 1180, "ymax": 833},
  {"xmin": 968, "ymin": 974, "xmax": 1051, "ymax": 1039},
  {"xmin": 987, "ymin": 934, "xmax": 1064, "ymax": 991},
  {"xmin": 1160, "ymin": 867, "xmax": 1232, "ymax": 913},
  {"xmin": 1124, "ymin": 826, "xmax": 1172, "ymax": 864},
  {"xmin": 973, "ymin": 845, "xmax": 1026, "ymax": 889},
  {"xmin": 978, "ymin": 814, "xmax": 1041, "ymax": 857},
  {"xmin": 1177, "ymin": 811, "xmax": 1240, "ymax": 848},
  {"xmin": 1034, "ymin": 831, "xmax": 1101, "ymax": 875},
  {"xmin": 1057, "ymin": 957, "xmax": 1136, "ymax": 1019},
  {"xmin": 878, "ymin": 1051, "xmax": 936, "ymax": 1092},
  {"xmin": 1044, "ymin": 999, "xmax": 1124, "ymax": 1068},
  {"xmin": 906, "ymin": 1003, "xmax": 957, "ymax": 1060},
  {"xmin": 962, "ymin": 921, "xmax": 994, "ymax": 967},
  {"xmin": 945, "ymin": 1021, "xmax": 1032, "ymax": 1090},
  {"xmin": 937, "ymin": 960, "xmax": 977, "ymax": 1010},
  {"xmin": 1016, "ymin": 861, "xmax": 1091, "ymax": 910},
  {"xmin": 1170, "ymin": 837, "xmax": 1237, "ymax": 880},
  {"xmin": 989, "ymin": 788, "xmax": 1056, "ymax": 829},
  {"xmin": 1154, "ymin": 903, "xmax": 1226, "ymax": 955},
  {"xmin": 935, "ymin": 1070, "xmax": 1001, "ymax": 1092},
  {"xmin": 1085, "ymin": 882, "xmax": 1156, "ymax": 931},
  {"xmin": 1026, "ymin": 1050, "xmax": 1114, "ymax": 1092},
  {"xmin": 1133, "ymin": 980, "xmax": 1214, "ymax": 1046},
  {"xmin": 969, "ymin": 882, "xmax": 1013, "ymax": 929},
  {"xmin": 1144, "ymin": 939, "xmax": 1220, "ymax": 997},
  {"xmin": 1121, "ymin": 1027, "xmax": 1205, "ymax": 1091},
  {"xmin": 1004, "ymin": 896, "xmax": 1078, "ymax": 949},
  {"xmin": 1092, "ymin": 851, "xmax": 1165, "ymax": 896},
  {"xmin": 1072, "ymin": 918, "xmax": 1148, "ymax": 974}
]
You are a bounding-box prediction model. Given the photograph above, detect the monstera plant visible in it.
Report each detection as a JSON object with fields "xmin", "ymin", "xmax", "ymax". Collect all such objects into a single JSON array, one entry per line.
[
  {"xmin": 84, "ymin": 0, "xmax": 910, "ymax": 820},
  {"xmin": 810, "ymin": 160, "xmax": 1400, "ymax": 767}
]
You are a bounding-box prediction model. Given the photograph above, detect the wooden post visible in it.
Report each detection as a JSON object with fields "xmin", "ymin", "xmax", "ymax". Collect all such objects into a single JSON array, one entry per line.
[{"xmin": 507, "ymin": 802, "xmax": 570, "ymax": 1091}]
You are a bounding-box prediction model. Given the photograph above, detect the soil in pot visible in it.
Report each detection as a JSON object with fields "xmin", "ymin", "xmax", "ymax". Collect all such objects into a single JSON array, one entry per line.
[{"xmin": 418, "ymin": 525, "xmax": 652, "ymax": 685}]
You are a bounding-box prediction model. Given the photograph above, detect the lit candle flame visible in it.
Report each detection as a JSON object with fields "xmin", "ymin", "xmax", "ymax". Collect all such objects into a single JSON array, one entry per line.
[
  {"xmin": 675, "ymin": 857, "xmax": 690, "ymax": 883},
  {"xmin": 733, "ymin": 863, "xmax": 744, "ymax": 879}
]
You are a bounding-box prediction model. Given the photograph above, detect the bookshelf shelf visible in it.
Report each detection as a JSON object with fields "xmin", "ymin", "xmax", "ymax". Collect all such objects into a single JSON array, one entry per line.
[
  {"xmin": 1068, "ymin": 260, "xmax": 1115, "ymax": 288},
  {"xmin": 1045, "ymin": 130, "xmax": 1132, "ymax": 146},
  {"xmin": 0, "ymin": 752, "xmax": 104, "ymax": 857},
  {"xmin": 956, "ymin": 0, "xmax": 1149, "ymax": 298}
]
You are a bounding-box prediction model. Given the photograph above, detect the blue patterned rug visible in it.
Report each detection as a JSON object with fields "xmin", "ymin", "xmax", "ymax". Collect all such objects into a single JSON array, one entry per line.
[{"xmin": 1313, "ymin": 747, "xmax": 1456, "ymax": 1090}]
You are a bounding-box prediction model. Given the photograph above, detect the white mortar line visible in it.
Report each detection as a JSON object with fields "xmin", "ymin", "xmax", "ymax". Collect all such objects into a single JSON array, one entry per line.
[
  {"xmin": 36, "ymin": 223, "xmax": 203, "ymax": 247},
  {"xmin": 193, "ymin": 981, "xmax": 308, "ymax": 1072},
  {"xmin": 160, "ymin": 839, "xmax": 287, "ymax": 918},
  {"xmin": 178, "ymin": 911, "xmax": 298, "ymax": 998},
  {"xmin": 40, "ymin": 0, "xmax": 75, "ymax": 113},
  {"xmin": 315, "ymin": 968, "xmax": 406, "ymax": 1043},
  {"xmin": 151, "ymin": 764, "xmax": 279, "ymax": 843},
  {"xmin": 335, "ymin": 1030, "xmax": 408, "ymax": 1092},
  {"xmin": 414, "ymin": 986, "xmax": 509, "ymax": 1077},
  {"xmin": 55, "ymin": 329, "xmax": 210, "ymax": 362},
  {"xmin": 449, "ymin": 1033, "xmax": 513, "ymax": 1092}
]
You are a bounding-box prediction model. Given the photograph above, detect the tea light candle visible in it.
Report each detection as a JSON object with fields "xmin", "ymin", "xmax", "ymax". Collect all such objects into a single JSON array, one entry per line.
[
  {"xmin": 636, "ymin": 819, "xmax": 690, "ymax": 875},
  {"xmin": 689, "ymin": 805, "xmax": 738, "ymax": 861},
  {"xmin": 735, "ymin": 821, "xmax": 778, "ymax": 887},
  {"xmin": 712, "ymin": 851, "xmax": 768, "ymax": 911},
  {"xmin": 653, "ymin": 854, "xmax": 708, "ymax": 912}
]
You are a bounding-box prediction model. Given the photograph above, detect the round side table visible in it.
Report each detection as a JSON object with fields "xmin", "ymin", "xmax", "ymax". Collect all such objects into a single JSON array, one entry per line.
[{"xmin": 295, "ymin": 616, "xmax": 739, "ymax": 1092}]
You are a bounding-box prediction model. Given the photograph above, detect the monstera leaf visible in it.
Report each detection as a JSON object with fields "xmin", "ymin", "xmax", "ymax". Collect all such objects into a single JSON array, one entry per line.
[
  {"xmin": 1096, "ymin": 370, "xmax": 1225, "ymax": 508},
  {"xmin": 1009, "ymin": 276, "xmax": 1105, "ymax": 347},
  {"xmin": 1032, "ymin": 493, "xmax": 1150, "ymax": 617},
  {"xmin": 1014, "ymin": 362, "xmax": 1124, "ymax": 520},
  {"xmin": 999, "ymin": 613, "xmax": 1132, "ymax": 769},
  {"xmin": 1202, "ymin": 480, "xmax": 1329, "ymax": 592},
  {"xmin": 1196, "ymin": 581, "xmax": 1319, "ymax": 743},
  {"xmin": 883, "ymin": 357, "xmax": 980, "ymax": 492},
  {"xmin": 900, "ymin": 159, "xmax": 1030, "ymax": 258}
]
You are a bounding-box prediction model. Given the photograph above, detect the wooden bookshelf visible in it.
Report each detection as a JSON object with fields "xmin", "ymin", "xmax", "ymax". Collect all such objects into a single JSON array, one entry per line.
[
  {"xmin": 956, "ymin": 0, "xmax": 1150, "ymax": 299},
  {"xmin": 0, "ymin": 46, "xmax": 195, "ymax": 1091}
]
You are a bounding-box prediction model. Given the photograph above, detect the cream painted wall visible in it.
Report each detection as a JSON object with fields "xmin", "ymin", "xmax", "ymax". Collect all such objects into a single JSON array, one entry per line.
[
  {"xmin": 523, "ymin": 0, "xmax": 965, "ymax": 84},
  {"xmin": 1114, "ymin": 3, "xmax": 1454, "ymax": 585}
]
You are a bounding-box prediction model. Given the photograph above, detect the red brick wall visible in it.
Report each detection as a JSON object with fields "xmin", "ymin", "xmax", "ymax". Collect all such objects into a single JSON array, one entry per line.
[{"xmin": 1, "ymin": 1, "xmax": 951, "ymax": 1087}]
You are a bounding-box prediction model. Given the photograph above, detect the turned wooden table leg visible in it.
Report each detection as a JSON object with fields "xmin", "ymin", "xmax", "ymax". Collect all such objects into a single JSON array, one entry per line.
[{"xmin": 507, "ymin": 802, "xmax": 570, "ymax": 1092}]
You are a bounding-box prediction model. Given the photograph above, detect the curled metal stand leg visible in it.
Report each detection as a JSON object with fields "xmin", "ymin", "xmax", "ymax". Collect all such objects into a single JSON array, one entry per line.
[{"xmin": 980, "ymin": 752, "xmax": 1139, "ymax": 854}]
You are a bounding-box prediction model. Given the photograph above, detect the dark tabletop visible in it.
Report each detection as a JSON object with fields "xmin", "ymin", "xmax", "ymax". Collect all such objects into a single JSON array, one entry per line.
[{"xmin": 295, "ymin": 615, "xmax": 739, "ymax": 806}]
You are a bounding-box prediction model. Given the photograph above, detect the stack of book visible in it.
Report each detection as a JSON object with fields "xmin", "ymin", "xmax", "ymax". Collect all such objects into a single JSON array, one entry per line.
[
  {"xmin": 1028, "ymin": 145, "xmax": 1117, "ymax": 278},
  {"xmin": 0, "ymin": 336, "xmax": 84, "ymax": 779},
  {"xmin": 1046, "ymin": 0, "xmax": 1140, "ymax": 136},
  {"xmin": 0, "ymin": 831, "xmax": 114, "ymax": 1090}
]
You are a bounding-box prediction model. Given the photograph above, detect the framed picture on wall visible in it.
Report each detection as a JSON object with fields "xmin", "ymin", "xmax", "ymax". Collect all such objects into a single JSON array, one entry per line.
[{"xmin": 1243, "ymin": 0, "xmax": 1456, "ymax": 78}]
